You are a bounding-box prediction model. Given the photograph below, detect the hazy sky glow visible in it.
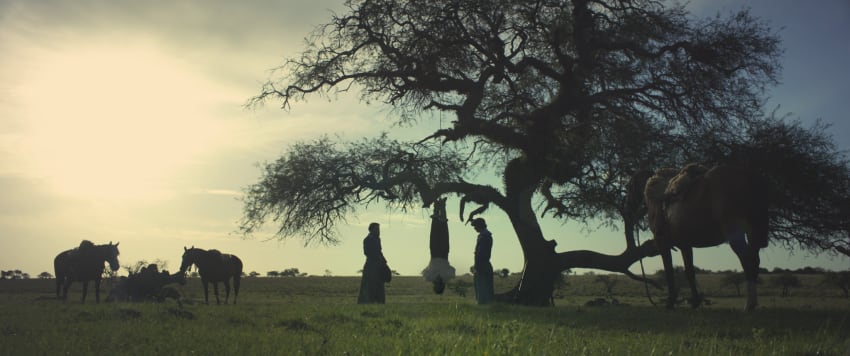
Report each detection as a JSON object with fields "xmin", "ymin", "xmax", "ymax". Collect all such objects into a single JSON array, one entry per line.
[{"xmin": 1, "ymin": 0, "xmax": 848, "ymax": 278}]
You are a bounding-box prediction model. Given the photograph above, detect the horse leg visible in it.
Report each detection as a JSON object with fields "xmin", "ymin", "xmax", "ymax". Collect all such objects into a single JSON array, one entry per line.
[
  {"xmin": 233, "ymin": 275, "xmax": 240, "ymax": 304},
  {"xmin": 81, "ymin": 281, "xmax": 89, "ymax": 303},
  {"xmin": 660, "ymin": 247, "xmax": 677, "ymax": 309},
  {"xmin": 212, "ymin": 282, "xmax": 221, "ymax": 304},
  {"xmin": 202, "ymin": 280, "xmax": 210, "ymax": 304},
  {"xmin": 743, "ymin": 245, "xmax": 761, "ymax": 311},
  {"xmin": 223, "ymin": 280, "xmax": 231, "ymax": 304},
  {"xmin": 729, "ymin": 230, "xmax": 759, "ymax": 311},
  {"xmin": 61, "ymin": 279, "xmax": 71, "ymax": 301},
  {"xmin": 681, "ymin": 247, "xmax": 702, "ymax": 308},
  {"xmin": 94, "ymin": 278, "xmax": 101, "ymax": 303}
]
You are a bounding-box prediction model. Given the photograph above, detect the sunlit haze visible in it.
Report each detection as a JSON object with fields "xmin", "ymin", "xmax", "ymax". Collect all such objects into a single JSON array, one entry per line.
[
  {"xmin": 1, "ymin": 0, "xmax": 848, "ymax": 279},
  {"xmin": 16, "ymin": 43, "xmax": 234, "ymax": 201}
]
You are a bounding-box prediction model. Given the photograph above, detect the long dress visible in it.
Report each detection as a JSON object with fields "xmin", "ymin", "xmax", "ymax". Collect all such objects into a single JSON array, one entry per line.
[
  {"xmin": 357, "ymin": 233, "xmax": 386, "ymax": 304},
  {"xmin": 421, "ymin": 207, "xmax": 455, "ymax": 290},
  {"xmin": 473, "ymin": 229, "xmax": 494, "ymax": 304}
]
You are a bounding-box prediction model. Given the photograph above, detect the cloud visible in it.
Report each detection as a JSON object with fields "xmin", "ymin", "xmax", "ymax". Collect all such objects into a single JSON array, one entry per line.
[
  {"xmin": 200, "ymin": 189, "xmax": 242, "ymax": 197},
  {"xmin": 2, "ymin": 0, "xmax": 847, "ymax": 278},
  {"xmin": 0, "ymin": 174, "xmax": 69, "ymax": 217}
]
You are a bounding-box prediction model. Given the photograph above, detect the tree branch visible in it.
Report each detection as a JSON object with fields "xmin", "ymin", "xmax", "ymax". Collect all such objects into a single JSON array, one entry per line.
[{"xmin": 556, "ymin": 240, "xmax": 661, "ymax": 287}]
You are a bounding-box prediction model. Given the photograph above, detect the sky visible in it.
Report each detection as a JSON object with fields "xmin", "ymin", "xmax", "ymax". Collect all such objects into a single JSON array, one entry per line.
[{"xmin": 1, "ymin": 0, "xmax": 848, "ymax": 278}]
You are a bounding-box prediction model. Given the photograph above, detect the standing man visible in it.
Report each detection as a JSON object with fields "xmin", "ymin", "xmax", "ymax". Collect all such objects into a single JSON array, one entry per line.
[
  {"xmin": 358, "ymin": 222, "xmax": 387, "ymax": 304},
  {"xmin": 471, "ymin": 218, "xmax": 494, "ymax": 304}
]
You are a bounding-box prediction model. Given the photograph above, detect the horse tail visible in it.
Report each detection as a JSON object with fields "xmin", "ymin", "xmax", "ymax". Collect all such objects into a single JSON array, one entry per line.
[
  {"xmin": 54, "ymin": 251, "xmax": 67, "ymax": 298},
  {"xmin": 232, "ymin": 256, "xmax": 243, "ymax": 302},
  {"xmin": 748, "ymin": 170, "xmax": 770, "ymax": 249}
]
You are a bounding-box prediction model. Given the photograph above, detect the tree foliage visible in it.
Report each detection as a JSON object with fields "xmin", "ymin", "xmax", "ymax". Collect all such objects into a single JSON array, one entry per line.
[
  {"xmin": 667, "ymin": 115, "xmax": 850, "ymax": 257},
  {"xmin": 246, "ymin": 0, "xmax": 782, "ymax": 238},
  {"xmin": 720, "ymin": 271, "xmax": 745, "ymax": 296},
  {"xmin": 593, "ymin": 275, "xmax": 618, "ymax": 298},
  {"xmin": 770, "ymin": 273, "xmax": 801, "ymax": 297},
  {"xmin": 241, "ymin": 135, "xmax": 467, "ymax": 244},
  {"xmin": 242, "ymin": 0, "xmax": 848, "ymax": 302},
  {"xmin": 743, "ymin": 119, "xmax": 850, "ymax": 257}
]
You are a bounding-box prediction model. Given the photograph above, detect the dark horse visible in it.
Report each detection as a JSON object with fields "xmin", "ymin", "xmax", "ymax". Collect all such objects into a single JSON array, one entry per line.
[
  {"xmin": 644, "ymin": 164, "xmax": 768, "ymax": 311},
  {"xmin": 180, "ymin": 246, "xmax": 243, "ymax": 304},
  {"xmin": 54, "ymin": 240, "xmax": 120, "ymax": 303}
]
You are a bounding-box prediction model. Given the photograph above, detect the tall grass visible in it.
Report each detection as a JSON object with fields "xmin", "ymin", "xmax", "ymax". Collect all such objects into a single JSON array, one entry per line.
[{"xmin": 1, "ymin": 276, "xmax": 847, "ymax": 355}]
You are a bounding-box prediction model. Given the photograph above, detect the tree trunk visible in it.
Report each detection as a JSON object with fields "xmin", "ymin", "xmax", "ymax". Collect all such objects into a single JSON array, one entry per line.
[
  {"xmin": 498, "ymin": 238, "xmax": 660, "ymax": 306},
  {"xmin": 497, "ymin": 239, "xmax": 561, "ymax": 306},
  {"xmin": 497, "ymin": 213, "xmax": 560, "ymax": 306},
  {"xmin": 495, "ymin": 159, "xmax": 660, "ymax": 306}
]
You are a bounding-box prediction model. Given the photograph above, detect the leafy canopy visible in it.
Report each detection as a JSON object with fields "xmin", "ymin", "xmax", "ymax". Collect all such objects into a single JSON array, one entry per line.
[{"xmin": 239, "ymin": 0, "xmax": 850, "ymax": 261}]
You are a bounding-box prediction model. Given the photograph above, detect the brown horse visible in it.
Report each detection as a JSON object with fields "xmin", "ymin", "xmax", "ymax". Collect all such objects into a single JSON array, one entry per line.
[
  {"xmin": 644, "ymin": 163, "xmax": 768, "ymax": 311},
  {"xmin": 54, "ymin": 240, "xmax": 120, "ymax": 303},
  {"xmin": 179, "ymin": 246, "xmax": 243, "ymax": 304}
]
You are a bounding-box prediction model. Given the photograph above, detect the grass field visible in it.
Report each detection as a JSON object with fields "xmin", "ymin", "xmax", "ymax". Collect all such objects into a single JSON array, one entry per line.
[{"xmin": 1, "ymin": 274, "xmax": 848, "ymax": 355}]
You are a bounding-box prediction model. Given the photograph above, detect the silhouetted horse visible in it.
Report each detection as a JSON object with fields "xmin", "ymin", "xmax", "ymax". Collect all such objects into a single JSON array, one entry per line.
[
  {"xmin": 644, "ymin": 164, "xmax": 768, "ymax": 311},
  {"xmin": 180, "ymin": 246, "xmax": 243, "ymax": 304},
  {"xmin": 54, "ymin": 240, "xmax": 120, "ymax": 303}
]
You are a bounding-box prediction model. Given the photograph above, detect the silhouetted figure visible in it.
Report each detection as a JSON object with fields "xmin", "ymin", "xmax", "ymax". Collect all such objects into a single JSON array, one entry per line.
[
  {"xmin": 358, "ymin": 222, "xmax": 387, "ymax": 304},
  {"xmin": 106, "ymin": 264, "xmax": 186, "ymax": 304},
  {"xmin": 422, "ymin": 197, "xmax": 455, "ymax": 294},
  {"xmin": 471, "ymin": 218, "xmax": 494, "ymax": 304},
  {"xmin": 107, "ymin": 264, "xmax": 186, "ymax": 303}
]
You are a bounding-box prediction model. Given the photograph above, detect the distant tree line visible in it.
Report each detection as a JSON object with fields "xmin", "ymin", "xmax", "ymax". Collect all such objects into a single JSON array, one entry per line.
[
  {"xmin": 1, "ymin": 270, "xmax": 37, "ymax": 279},
  {"xmin": 643, "ymin": 266, "xmax": 850, "ymax": 299},
  {"xmin": 266, "ymin": 268, "xmax": 308, "ymax": 277},
  {"xmin": 647, "ymin": 266, "xmax": 847, "ymax": 275}
]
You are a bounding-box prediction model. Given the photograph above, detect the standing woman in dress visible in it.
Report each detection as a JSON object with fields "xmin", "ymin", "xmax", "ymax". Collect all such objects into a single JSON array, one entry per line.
[{"xmin": 358, "ymin": 222, "xmax": 387, "ymax": 304}]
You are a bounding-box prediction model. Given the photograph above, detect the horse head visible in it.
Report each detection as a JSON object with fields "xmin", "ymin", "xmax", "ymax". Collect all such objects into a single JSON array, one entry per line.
[
  {"xmin": 105, "ymin": 241, "xmax": 120, "ymax": 272},
  {"xmin": 180, "ymin": 246, "xmax": 198, "ymax": 273}
]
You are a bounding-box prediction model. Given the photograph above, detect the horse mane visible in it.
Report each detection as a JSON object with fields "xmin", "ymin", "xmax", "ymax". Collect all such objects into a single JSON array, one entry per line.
[{"xmin": 207, "ymin": 249, "xmax": 223, "ymax": 259}]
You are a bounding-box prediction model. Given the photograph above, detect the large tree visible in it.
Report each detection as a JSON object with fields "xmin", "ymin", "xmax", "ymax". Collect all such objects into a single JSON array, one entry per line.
[
  {"xmin": 721, "ymin": 118, "xmax": 850, "ymax": 258},
  {"xmin": 243, "ymin": 0, "xmax": 792, "ymax": 305}
]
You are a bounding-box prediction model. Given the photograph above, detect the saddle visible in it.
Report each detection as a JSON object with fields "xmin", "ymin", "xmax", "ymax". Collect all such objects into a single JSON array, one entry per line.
[
  {"xmin": 644, "ymin": 163, "xmax": 708, "ymax": 248},
  {"xmin": 664, "ymin": 163, "xmax": 708, "ymax": 202}
]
